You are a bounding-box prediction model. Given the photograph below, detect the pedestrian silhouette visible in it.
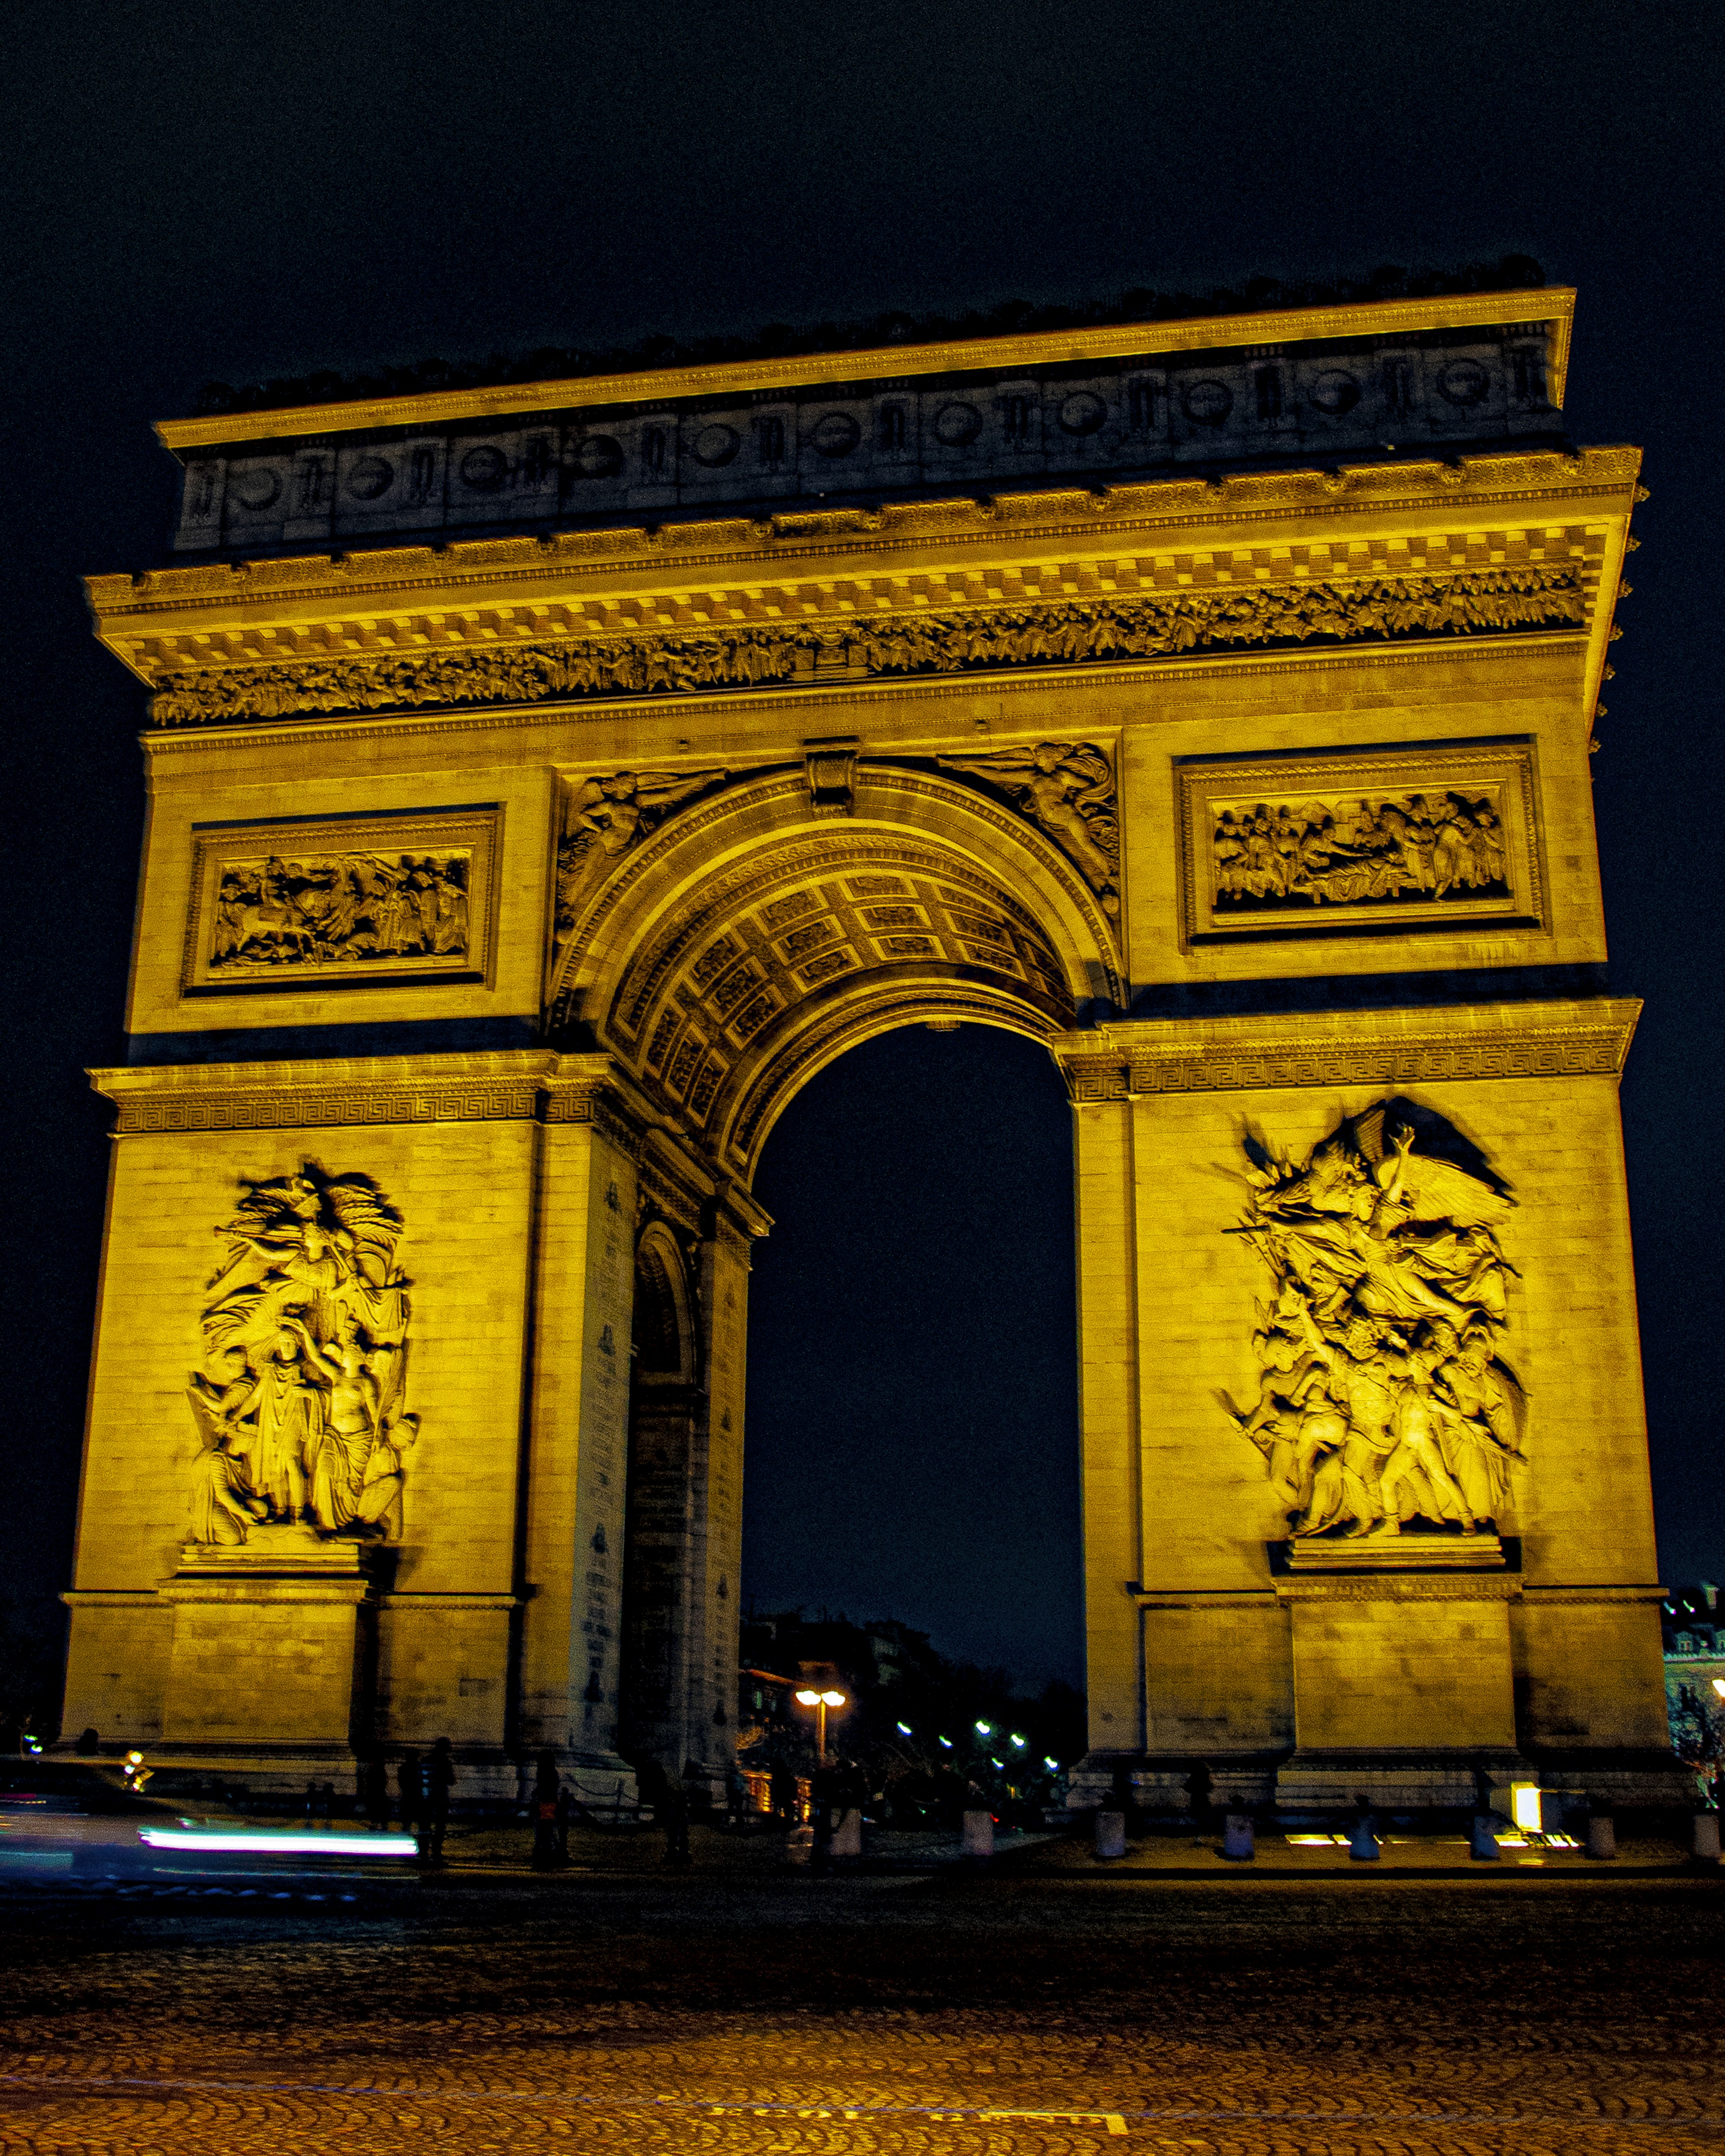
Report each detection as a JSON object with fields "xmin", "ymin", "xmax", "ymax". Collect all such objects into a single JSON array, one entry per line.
[
  {"xmin": 531, "ymin": 1750, "xmax": 564, "ymax": 1869},
  {"xmin": 422, "ymin": 1737, "xmax": 456, "ymax": 1862},
  {"xmin": 397, "ymin": 1748, "xmax": 424, "ymax": 1837}
]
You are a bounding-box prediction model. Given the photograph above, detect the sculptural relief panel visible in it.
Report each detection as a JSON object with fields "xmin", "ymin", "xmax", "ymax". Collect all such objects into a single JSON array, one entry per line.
[
  {"xmin": 186, "ymin": 1166, "xmax": 420, "ymax": 1548},
  {"xmin": 183, "ymin": 809, "xmax": 500, "ymax": 993},
  {"xmin": 1175, "ymin": 744, "xmax": 1543, "ymax": 947},
  {"xmin": 1223, "ymin": 1100, "xmax": 1526, "ymax": 1549}
]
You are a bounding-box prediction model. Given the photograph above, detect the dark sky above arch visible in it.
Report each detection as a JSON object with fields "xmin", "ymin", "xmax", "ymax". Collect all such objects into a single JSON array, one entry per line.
[{"xmin": 4, "ymin": 0, "xmax": 1721, "ymax": 1690}]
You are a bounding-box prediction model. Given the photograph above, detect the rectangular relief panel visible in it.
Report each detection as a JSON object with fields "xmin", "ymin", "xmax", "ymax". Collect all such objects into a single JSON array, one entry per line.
[
  {"xmin": 181, "ymin": 805, "xmax": 502, "ymax": 996},
  {"xmin": 1174, "ymin": 741, "xmax": 1543, "ymax": 949}
]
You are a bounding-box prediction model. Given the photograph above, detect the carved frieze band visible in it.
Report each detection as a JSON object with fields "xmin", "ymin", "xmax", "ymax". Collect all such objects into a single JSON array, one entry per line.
[
  {"xmin": 1056, "ymin": 1001, "xmax": 1639, "ymax": 1100},
  {"xmin": 146, "ymin": 565, "xmax": 1585, "ymax": 728}
]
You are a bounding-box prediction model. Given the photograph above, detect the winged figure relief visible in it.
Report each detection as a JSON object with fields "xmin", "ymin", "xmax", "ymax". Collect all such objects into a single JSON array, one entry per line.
[
  {"xmin": 186, "ymin": 1165, "xmax": 418, "ymax": 1548},
  {"xmin": 1220, "ymin": 1100, "xmax": 1526, "ymax": 1544},
  {"xmin": 554, "ymin": 768, "xmax": 730, "ymax": 935},
  {"xmin": 937, "ymin": 742, "xmax": 1120, "ymax": 914}
]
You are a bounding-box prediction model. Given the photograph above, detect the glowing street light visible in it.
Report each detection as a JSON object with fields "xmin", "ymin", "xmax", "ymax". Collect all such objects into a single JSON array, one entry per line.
[
  {"xmin": 975, "ymin": 1721, "xmax": 993, "ymax": 1736},
  {"xmin": 794, "ymin": 1687, "xmax": 848, "ymax": 1765},
  {"xmin": 896, "ymin": 1722, "xmax": 913, "ymax": 1736},
  {"xmin": 1009, "ymin": 1734, "xmax": 1026, "ymax": 1748},
  {"xmin": 1713, "ymin": 1677, "xmax": 1725, "ymax": 1699}
]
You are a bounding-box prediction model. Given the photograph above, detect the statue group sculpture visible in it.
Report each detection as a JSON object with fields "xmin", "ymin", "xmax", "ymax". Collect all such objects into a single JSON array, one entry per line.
[
  {"xmin": 186, "ymin": 1167, "xmax": 418, "ymax": 1546},
  {"xmin": 1225, "ymin": 1101, "xmax": 1525, "ymax": 1541}
]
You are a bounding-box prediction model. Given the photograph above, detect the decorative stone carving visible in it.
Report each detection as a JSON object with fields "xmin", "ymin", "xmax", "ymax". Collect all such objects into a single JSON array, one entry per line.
[
  {"xmin": 1212, "ymin": 788, "xmax": 1507, "ymax": 912},
  {"xmin": 146, "ymin": 565, "xmax": 1587, "ymax": 728},
  {"xmin": 1223, "ymin": 1100, "xmax": 1526, "ymax": 1543},
  {"xmin": 1174, "ymin": 745, "xmax": 1541, "ymax": 948},
  {"xmin": 208, "ymin": 851, "xmax": 470, "ymax": 971},
  {"xmin": 803, "ymin": 738, "xmax": 858, "ymax": 817},
  {"xmin": 554, "ymin": 769, "xmax": 728, "ymax": 932},
  {"xmin": 939, "ymin": 742, "xmax": 1120, "ymax": 914},
  {"xmin": 183, "ymin": 811, "xmax": 499, "ymax": 993},
  {"xmin": 186, "ymin": 1166, "xmax": 418, "ymax": 1545}
]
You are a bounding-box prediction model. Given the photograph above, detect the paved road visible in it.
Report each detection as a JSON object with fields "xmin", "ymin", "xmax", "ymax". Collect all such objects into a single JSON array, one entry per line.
[{"xmin": 2, "ymin": 1857, "xmax": 1722, "ymax": 2156}]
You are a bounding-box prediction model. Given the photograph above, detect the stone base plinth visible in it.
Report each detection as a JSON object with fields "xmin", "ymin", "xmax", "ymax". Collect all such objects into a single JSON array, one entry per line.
[
  {"xmin": 1286, "ymin": 1534, "xmax": 1506, "ymax": 1572},
  {"xmin": 159, "ymin": 1531, "xmax": 372, "ymax": 1754},
  {"xmin": 1274, "ymin": 1750, "xmax": 1522, "ymax": 1812}
]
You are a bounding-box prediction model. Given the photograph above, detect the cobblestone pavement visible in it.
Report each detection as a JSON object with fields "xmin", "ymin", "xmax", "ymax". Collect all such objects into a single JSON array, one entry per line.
[{"xmin": 1, "ymin": 1857, "xmax": 1722, "ymax": 2156}]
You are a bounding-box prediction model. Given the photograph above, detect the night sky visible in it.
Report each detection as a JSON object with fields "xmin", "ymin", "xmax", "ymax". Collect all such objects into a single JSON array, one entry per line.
[{"xmin": 4, "ymin": 0, "xmax": 1721, "ymax": 1694}]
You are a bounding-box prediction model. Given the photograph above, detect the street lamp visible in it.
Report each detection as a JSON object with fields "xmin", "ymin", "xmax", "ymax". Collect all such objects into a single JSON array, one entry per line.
[{"xmin": 794, "ymin": 1687, "xmax": 847, "ymax": 1765}]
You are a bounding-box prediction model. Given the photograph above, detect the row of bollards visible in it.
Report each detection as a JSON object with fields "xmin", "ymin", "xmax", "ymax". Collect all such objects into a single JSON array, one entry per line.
[{"xmin": 1087, "ymin": 1802, "xmax": 1723, "ymax": 1865}]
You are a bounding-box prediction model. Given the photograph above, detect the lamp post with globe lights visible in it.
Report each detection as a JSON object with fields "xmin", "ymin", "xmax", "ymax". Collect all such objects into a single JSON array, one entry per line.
[{"xmin": 794, "ymin": 1686, "xmax": 847, "ymax": 1766}]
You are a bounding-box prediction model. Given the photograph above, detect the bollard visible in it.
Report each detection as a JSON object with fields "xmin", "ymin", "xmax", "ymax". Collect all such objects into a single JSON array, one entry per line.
[
  {"xmin": 961, "ymin": 1808, "xmax": 995, "ymax": 1860},
  {"xmin": 1349, "ymin": 1814, "xmax": 1381, "ymax": 1862},
  {"xmin": 1093, "ymin": 1807, "xmax": 1127, "ymax": 1860},
  {"xmin": 1221, "ymin": 1813, "xmax": 1254, "ymax": 1861},
  {"xmin": 1469, "ymin": 1813, "xmax": 1501, "ymax": 1861},
  {"xmin": 1693, "ymin": 1811, "xmax": 1721, "ymax": 1864},
  {"xmin": 783, "ymin": 1823, "xmax": 814, "ymax": 1866},
  {"xmin": 1585, "ymin": 1813, "xmax": 1617, "ymax": 1860},
  {"xmin": 829, "ymin": 1807, "xmax": 863, "ymax": 1859}
]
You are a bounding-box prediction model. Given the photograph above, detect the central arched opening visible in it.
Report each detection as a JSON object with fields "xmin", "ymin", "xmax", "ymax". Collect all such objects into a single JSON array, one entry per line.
[
  {"xmin": 564, "ymin": 764, "xmax": 1114, "ymax": 1794},
  {"xmin": 739, "ymin": 1020, "xmax": 1083, "ymax": 1797}
]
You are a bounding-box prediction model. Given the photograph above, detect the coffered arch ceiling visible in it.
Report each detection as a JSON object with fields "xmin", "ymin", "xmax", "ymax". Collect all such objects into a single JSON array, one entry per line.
[{"xmin": 548, "ymin": 763, "xmax": 1120, "ymax": 1181}]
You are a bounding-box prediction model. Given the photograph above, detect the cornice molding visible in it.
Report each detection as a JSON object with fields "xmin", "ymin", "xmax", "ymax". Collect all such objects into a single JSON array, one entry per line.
[
  {"xmin": 155, "ymin": 289, "xmax": 1574, "ymax": 450},
  {"xmin": 1050, "ymin": 996, "xmax": 1642, "ymax": 1099},
  {"xmin": 137, "ymin": 563, "xmax": 1589, "ymax": 730},
  {"xmin": 89, "ymin": 1048, "xmax": 654, "ymax": 1144},
  {"xmin": 89, "ymin": 445, "xmax": 1637, "ymax": 645}
]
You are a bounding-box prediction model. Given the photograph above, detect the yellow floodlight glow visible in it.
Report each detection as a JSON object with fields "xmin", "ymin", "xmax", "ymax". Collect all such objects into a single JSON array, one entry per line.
[
  {"xmin": 1510, "ymin": 1782, "xmax": 1544, "ymax": 1831},
  {"xmin": 794, "ymin": 1689, "xmax": 821, "ymax": 1705},
  {"xmin": 821, "ymin": 1690, "xmax": 846, "ymax": 1707},
  {"xmin": 1713, "ymin": 1678, "xmax": 1725, "ymax": 1698}
]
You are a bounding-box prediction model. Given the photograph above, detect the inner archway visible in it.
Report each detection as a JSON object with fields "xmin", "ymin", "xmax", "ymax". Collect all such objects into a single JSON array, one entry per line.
[
  {"xmin": 742, "ymin": 1023, "xmax": 1083, "ymax": 1689},
  {"xmin": 557, "ymin": 760, "xmax": 1117, "ymax": 1789}
]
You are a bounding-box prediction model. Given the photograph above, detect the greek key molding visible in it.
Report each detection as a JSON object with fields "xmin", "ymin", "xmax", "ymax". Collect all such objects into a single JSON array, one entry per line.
[
  {"xmin": 90, "ymin": 1050, "xmax": 649, "ymax": 1142},
  {"xmin": 1273, "ymin": 1574, "xmax": 1523, "ymax": 1602},
  {"xmin": 1052, "ymin": 998, "xmax": 1641, "ymax": 1100},
  {"xmin": 144, "ymin": 564, "xmax": 1586, "ymax": 728}
]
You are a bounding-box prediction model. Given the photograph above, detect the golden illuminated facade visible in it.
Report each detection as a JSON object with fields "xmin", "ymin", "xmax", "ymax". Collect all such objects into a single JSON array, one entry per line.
[{"xmin": 64, "ymin": 287, "xmax": 1683, "ymax": 1807}]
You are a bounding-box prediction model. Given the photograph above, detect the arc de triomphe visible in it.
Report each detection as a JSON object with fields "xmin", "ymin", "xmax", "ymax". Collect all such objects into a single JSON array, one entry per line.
[{"xmin": 62, "ymin": 286, "xmax": 1682, "ymax": 1810}]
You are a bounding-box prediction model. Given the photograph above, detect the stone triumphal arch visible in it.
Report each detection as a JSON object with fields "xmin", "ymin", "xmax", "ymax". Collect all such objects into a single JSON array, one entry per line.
[{"xmin": 63, "ymin": 286, "xmax": 1684, "ymax": 1808}]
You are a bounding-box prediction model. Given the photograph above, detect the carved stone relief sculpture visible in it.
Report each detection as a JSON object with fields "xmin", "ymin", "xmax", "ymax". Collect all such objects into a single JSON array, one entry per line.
[
  {"xmin": 183, "ymin": 810, "xmax": 498, "ymax": 993},
  {"xmin": 1223, "ymin": 1100, "xmax": 1526, "ymax": 1542},
  {"xmin": 1212, "ymin": 788, "xmax": 1508, "ymax": 912},
  {"xmin": 209, "ymin": 850, "xmax": 471, "ymax": 970},
  {"xmin": 938, "ymin": 742, "xmax": 1120, "ymax": 914},
  {"xmin": 1175, "ymin": 747, "xmax": 1539, "ymax": 947},
  {"xmin": 555, "ymin": 769, "xmax": 729, "ymax": 935},
  {"xmin": 146, "ymin": 565, "xmax": 1586, "ymax": 729},
  {"xmin": 186, "ymin": 1166, "xmax": 418, "ymax": 1546}
]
